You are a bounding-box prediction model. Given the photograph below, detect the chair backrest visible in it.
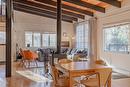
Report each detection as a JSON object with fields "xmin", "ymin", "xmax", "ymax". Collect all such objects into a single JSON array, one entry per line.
[
  {"xmin": 58, "ymin": 59, "xmax": 72, "ymax": 64},
  {"xmin": 97, "ymin": 68, "xmax": 112, "ymax": 87},
  {"xmin": 95, "ymin": 60, "xmax": 107, "ymax": 65},
  {"xmin": 21, "ymin": 50, "xmax": 38, "ymax": 60},
  {"xmin": 81, "ymin": 68, "xmax": 112, "ymax": 87},
  {"xmin": 80, "ymin": 70, "xmax": 100, "ymax": 87}
]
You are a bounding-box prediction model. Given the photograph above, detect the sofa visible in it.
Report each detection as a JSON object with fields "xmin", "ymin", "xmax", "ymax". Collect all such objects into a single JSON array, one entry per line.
[
  {"xmin": 37, "ymin": 48, "xmax": 88, "ymax": 62},
  {"xmin": 62, "ymin": 48, "xmax": 88, "ymax": 61},
  {"xmin": 37, "ymin": 48, "xmax": 55, "ymax": 62}
]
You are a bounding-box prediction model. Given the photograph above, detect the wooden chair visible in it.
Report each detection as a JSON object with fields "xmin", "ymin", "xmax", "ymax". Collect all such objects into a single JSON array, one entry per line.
[
  {"xmin": 20, "ymin": 49, "xmax": 38, "ymax": 68},
  {"xmin": 51, "ymin": 65, "xmax": 69, "ymax": 87},
  {"xmin": 95, "ymin": 59, "xmax": 107, "ymax": 66},
  {"xmin": 51, "ymin": 65, "xmax": 80, "ymax": 87},
  {"xmin": 80, "ymin": 68, "xmax": 112, "ymax": 87},
  {"xmin": 58, "ymin": 59, "xmax": 72, "ymax": 64},
  {"xmin": 58, "ymin": 59, "xmax": 72, "ymax": 76}
]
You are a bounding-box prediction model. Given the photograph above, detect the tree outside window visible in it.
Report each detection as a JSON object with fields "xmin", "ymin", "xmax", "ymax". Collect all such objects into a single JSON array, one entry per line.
[{"xmin": 104, "ymin": 24, "xmax": 130, "ymax": 53}]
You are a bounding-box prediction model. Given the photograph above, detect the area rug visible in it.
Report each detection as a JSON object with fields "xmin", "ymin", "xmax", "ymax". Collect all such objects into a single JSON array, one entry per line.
[
  {"xmin": 112, "ymin": 72, "xmax": 130, "ymax": 79},
  {"xmin": 16, "ymin": 70, "xmax": 53, "ymax": 82}
]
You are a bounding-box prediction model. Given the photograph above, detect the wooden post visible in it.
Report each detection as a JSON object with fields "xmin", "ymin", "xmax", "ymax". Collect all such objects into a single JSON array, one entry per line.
[
  {"xmin": 57, "ymin": 0, "xmax": 62, "ymax": 54},
  {"xmin": 6, "ymin": 0, "xmax": 12, "ymax": 77}
]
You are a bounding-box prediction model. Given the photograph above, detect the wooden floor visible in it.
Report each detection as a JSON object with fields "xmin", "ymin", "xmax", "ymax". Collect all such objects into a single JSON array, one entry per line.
[
  {"xmin": 0, "ymin": 62, "xmax": 130, "ymax": 87},
  {"xmin": 0, "ymin": 62, "xmax": 54, "ymax": 87}
]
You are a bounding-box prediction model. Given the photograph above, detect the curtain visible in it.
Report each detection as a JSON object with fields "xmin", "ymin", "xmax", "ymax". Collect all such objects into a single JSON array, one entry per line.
[{"xmin": 89, "ymin": 17, "xmax": 97, "ymax": 61}]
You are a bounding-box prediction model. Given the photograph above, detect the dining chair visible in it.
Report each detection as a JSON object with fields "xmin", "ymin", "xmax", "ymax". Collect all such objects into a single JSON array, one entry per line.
[
  {"xmin": 51, "ymin": 65, "xmax": 80, "ymax": 87},
  {"xmin": 58, "ymin": 59, "xmax": 72, "ymax": 76},
  {"xmin": 95, "ymin": 59, "xmax": 107, "ymax": 66},
  {"xmin": 51, "ymin": 65, "xmax": 69, "ymax": 87},
  {"xmin": 80, "ymin": 68, "xmax": 112, "ymax": 87},
  {"xmin": 20, "ymin": 49, "xmax": 38, "ymax": 68},
  {"xmin": 58, "ymin": 58, "xmax": 72, "ymax": 64}
]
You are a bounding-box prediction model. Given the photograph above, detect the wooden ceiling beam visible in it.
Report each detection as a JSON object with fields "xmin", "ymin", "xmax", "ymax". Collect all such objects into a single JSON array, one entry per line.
[
  {"xmin": 13, "ymin": 0, "xmax": 85, "ymax": 19},
  {"xmin": 63, "ymin": 0, "xmax": 105, "ymax": 13},
  {"xmin": 13, "ymin": 2, "xmax": 78, "ymax": 21},
  {"xmin": 14, "ymin": 6, "xmax": 73, "ymax": 23},
  {"xmin": 35, "ymin": 0, "xmax": 94, "ymax": 16},
  {"xmin": 98, "ymin": 0, "xmax": 121, "ymax": 8}
]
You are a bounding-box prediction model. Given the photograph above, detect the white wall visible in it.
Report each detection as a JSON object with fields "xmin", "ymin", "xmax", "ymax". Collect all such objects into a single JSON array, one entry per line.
[
  {"xmin": 96, "ymin": 0, "xmax": 130, "ymax": 74},
  {"xmin": 11, "ymin": 11, "xmax": 74, "ymax": 60},
  {"xmin": 0, "ymin": 11, "xmax": 74, "ymax": 61}
]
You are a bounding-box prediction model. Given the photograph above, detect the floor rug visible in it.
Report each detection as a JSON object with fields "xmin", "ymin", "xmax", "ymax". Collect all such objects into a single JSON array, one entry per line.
[
  {"xmin": 112, "ymin": 72, "xmax": 130, "ymax": 79},
  {"xmin": 16, "ymin": 70, "xmax": 53, "ymax": 82}
]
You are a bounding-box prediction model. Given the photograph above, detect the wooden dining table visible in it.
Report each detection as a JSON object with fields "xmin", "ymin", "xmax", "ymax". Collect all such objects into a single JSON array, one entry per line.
[{"xmin": 55, "ymin": 60, "xmax": 112, "ymax": 87}]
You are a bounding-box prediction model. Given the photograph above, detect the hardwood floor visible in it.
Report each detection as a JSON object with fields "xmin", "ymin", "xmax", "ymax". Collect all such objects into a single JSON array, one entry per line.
[
  {"xmin": 112, "ymin": 78, "xmax": 130, "ymax": 87},
  {"xmin": 0, "ymin": 62, "xmax": 130, "ymax": 87},
  {"xmin": 0, "ymin": 62, "xmax": 54, "ymax": 87}
]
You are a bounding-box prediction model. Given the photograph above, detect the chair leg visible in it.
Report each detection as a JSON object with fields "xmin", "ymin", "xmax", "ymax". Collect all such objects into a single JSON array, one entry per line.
[
  {"xmin": 19, "ymin": 59, "xmax": 27, "ymax": 68},
  {"xmin": 28, "ymin": 61, "xmax": 31, "ymax": 68},
  {"xmin": 35, "ymin": 60, "xmax": 38, "ymax": 67},
  {"xmin": 22, "ymin": 60, "xmax": 26, "ymax": 68},
  {"xmin": 19, "ymin": 59, "xmax": 24, "ymax": 66}
]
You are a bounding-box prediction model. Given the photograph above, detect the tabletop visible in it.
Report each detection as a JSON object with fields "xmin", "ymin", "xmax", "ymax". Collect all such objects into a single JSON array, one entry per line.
[{"xmin": 60, "ymin": 61, "xmax": 112, "ymax": 71}]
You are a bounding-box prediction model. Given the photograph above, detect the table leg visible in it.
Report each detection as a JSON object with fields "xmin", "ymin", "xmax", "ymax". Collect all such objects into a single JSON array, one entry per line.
[
  {"xmin": 107, "ymin": 73, "xmax": 112, "ymax": 87},
  {"xmin": 69, "ymin": 72, "xmax": 73, "ymax": 87}
]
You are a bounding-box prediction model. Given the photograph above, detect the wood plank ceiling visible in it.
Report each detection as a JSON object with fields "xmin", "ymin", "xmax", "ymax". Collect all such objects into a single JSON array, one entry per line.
[{"xmin": 13, "ymin": 0, "xmax": 122, "ymax": 23}]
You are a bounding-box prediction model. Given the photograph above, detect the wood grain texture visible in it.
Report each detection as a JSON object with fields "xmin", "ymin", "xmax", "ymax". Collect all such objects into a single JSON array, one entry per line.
[
  {"xmin": 0, "ymin": 62, "xmax": 129, "ymax": 87},
  {"xmin": 56, "ymin": 61, "xmax": 112, "ymax": 87}
]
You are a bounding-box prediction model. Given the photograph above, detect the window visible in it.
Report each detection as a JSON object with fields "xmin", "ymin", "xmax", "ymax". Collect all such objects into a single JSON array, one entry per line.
[
  {"xmin": 25, "ymin": 32, "xmax": 41, "ymax": 47},
  {"xmin": 76, "ymin": 22, "xmax": 89, "ymax": 49},
  {"xmin": 42, "ymin": 34, "xmax": 49, "ymax": 47},
  {"xmin": 25, "ymin": 32, "xmax": 33, "ymax": 47},
  {"xmin": 0, "ymin": 31, "xmax": 5, "ymax": 44},
  {"xmin": 33, "ymin": 33, "xmax": 41, "ymax": 47},
  {"xmin": 42, "ymin": 33, "xmax": 56, "ymax": 47},
  {"xmin": 103, "ymin": 24, "xmax": 130, "ymax": 53},
  {"xmin": 25, "ymin": 32, "xmax": 56, "ymax": 48},
  {"xmin": 49, "ymin": 34, "xmax": 56, "ymax": 47}
]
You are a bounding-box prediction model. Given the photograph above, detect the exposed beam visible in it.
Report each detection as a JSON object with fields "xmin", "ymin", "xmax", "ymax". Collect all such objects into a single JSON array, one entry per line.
[
  {"xmin": 13, "ymin": 0, "xmax": 85, "ymax": 19},
  {"xmin": 36, "ymin": 0, "xmax": 94, "ymax": 16},
  {"xmin": 13, "ymin": 5, "xmax": 73, "ymax": 23},
  {"xmin": 57, "ymin": 0, "xmax": 62, "ymax": 53},
  {"xmin": 63, "ymin": 0, "xmax": 105, "ymax": 13},
  {"xmin": 98, "ymin": 0, "xmax": 121, "ymax": 8},
  {"xmin": 6, "ymin": 0, "xmax": 12, "ymax": 77},
  {"xmin": 13, "ymin": 3, "xmax": 78, "ymax": 21}
]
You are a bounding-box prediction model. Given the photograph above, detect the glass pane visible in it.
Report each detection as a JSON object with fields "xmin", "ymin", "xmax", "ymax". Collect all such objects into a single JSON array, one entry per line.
[
  {"xmin": 49, "ymin": 34, "xmax": 56, "ymax": 47},
  {"xmin": 1, "ymin": 0, "xmax": 5, "ymax": 16},
  {"xmin": 104, "ymin": 24, "xmax": 130, "ymax": 53},
  {"xmin": 42, "ymin": 34, "xmax": 49, "ymax": 47},
  {"xmin": 76, "ymin": 23, "xmax": 89, "ymax": 49},
  {"xmin": 25, "ymin": 32, "xmax": 32, "ymax": 47},
  {"xmin": 0, "ymin": 31, "xmax": 5, "ymax": 44},
  {"xmin": 33, "ymin": 33, "xmax": 41, "ymax": 47}
]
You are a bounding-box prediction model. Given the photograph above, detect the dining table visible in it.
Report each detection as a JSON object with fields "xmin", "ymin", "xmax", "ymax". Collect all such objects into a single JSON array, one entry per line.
[{"xmin": 55, "ymin": 60, "xmax": 112, "ymax": 87}]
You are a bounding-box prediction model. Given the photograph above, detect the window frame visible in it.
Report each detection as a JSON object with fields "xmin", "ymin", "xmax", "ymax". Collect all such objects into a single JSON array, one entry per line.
[
  {"xmin": 103, "ymin": 23, "xmax": 130, "ymax": 54},
  {"xmin": 25, "ymin": 32, "xmax": 33, "ymax": 47},
  {"xmin": 25, "ymin": 31, "xmax": 56, "ymax": 48},
  {"xmin": 75, "ymin": 21, "xmax": 89, "ymax": 50},
  {"xmin": 25, "ymin": 31, "xmax": 41, "ymax": 47},
  {"xmin": 33, "ymin": 32, "xmax": 41, "ymax": 47},
  {"xmin": 42, "ymin": 33, "xmax": 57, "ymax": 48}
]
